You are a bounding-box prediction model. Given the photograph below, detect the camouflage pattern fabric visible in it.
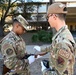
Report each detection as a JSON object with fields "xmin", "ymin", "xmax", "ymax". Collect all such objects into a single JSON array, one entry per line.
[
  {"xmin": 41, "ymin": 46, "xmax": 51, "ymax": 53},
  {"xmin": 1, "ymin": 31, "xmax": 30, "ymax": 75},
  {"xmin": 42, "ymin": 25, "xmax": 75, "ymax": 75},
  {"xmin": 74, "ymin": 44, "xmax": 76, "ymax": 58}
]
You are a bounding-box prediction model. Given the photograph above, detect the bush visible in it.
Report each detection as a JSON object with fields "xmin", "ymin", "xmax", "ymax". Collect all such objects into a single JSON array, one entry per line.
[
  {"xmin": 32, "ymin": 33, "xmax": 39, "ymax": 42},
  {"xmin": 38, "ymin": 30, "xmax": 47, "ymax": 41},
  {"xmin": 32, "ymin": 30, "xmax": 53, "ymax": 43}
]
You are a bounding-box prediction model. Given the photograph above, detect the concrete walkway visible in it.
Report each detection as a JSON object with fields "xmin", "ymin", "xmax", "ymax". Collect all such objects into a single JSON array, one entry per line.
[{"xmin": 26, "ymin": 44, "xmax": 50, "ymax": 58}]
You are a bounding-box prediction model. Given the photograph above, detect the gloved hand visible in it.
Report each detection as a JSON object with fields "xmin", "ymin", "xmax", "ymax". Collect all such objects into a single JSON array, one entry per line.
[
  {"xmin": 41, "ymin": 61, "xmax": 47, "ymax": 72},
  {"xmin": 33, "ymin": 46, "xmax": 41, "ymax": 52},
  {"xmin": 28, "ymin": 55, "xmax": 35, "ymax": 64}
]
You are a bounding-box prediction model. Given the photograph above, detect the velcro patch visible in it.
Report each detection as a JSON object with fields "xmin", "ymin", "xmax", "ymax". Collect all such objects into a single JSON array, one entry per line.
[
  {"xmin": 2, "ymin": 42, "xmax": 14, "ymax": 56},
  {"xmin": 58, "ymin": 49, "xmax": 70, "ymax": 59},
  {"xmin": 3, "ymin": 43, "xmax": 10, "ymax": 50}
]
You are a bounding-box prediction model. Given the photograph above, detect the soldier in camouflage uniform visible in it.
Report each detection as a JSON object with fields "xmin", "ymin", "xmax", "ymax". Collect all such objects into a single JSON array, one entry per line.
[
  {"xmin": 1, "ymin": 15, "xmax": 35, "ymax": 75},
  {"xmin": 40, "ymin": 2, "xmax": 75, "ymax": 75}
]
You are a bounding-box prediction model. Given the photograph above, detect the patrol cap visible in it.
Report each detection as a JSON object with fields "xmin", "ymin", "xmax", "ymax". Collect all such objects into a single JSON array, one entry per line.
[
  {"xmin": 15, "ymin": 15, "xmax": 29, "ymax": 30},
  {"xmin": 47, "ymin": 3, "xmax": 67, "ymax": 15}
]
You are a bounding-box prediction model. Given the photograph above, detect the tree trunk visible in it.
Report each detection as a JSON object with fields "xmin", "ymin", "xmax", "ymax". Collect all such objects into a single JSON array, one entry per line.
[{"xmin": 0, "ymin": 19, "xmax": 5, "ymax": 36}]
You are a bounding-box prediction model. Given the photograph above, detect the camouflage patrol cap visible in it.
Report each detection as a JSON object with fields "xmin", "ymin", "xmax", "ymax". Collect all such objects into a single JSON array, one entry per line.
[
  {"xmin": 47, "ymin": 3, "xmax": 67, "ymax": 15},
  {"xmin": 15, "ymin": 15, "xmax": 29, "ymax": 30}
]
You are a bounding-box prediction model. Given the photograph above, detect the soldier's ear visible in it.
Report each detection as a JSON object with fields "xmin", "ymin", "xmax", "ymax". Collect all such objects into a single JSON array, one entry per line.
[{"xmin": 15, "ymin": 23, "xmax": 19, "ymax": 28}]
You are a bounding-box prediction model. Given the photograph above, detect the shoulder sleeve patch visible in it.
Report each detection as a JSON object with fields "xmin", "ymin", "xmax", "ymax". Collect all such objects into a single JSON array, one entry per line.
[
  {"xmin": 1, "ymin": 41, "xmax": 15, "ymax": 56},
  {"xmin": 58, "ymin": 49, "xmax": 70, "ymax": 59},
  {"xmin": 6, "ymin": 48, "xmax": 13, "ymax": 55}
]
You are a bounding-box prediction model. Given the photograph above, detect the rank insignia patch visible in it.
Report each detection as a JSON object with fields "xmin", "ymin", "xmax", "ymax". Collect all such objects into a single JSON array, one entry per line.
[{"xmin": 58, "ymin": 49, "xmax": 70, "ymax": 59}]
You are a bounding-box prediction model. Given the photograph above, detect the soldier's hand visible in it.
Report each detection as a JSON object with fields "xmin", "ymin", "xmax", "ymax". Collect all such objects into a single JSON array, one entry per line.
[
  {"xmin": 33, "ymin": 45, "xmax": 41, "ymax": 52},
  {"xmin": 28, "ymin": 55, "xmax": 35, "ymax": 64},
  {"xmin": 36, "ymin": 55, "xmax": 42, "ymax": 59}
]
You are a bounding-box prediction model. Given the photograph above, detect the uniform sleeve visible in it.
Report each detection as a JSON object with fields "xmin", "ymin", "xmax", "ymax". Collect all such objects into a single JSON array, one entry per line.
[
  {"xmin": 41, "ymin": 45, "xmax": 51, "ymax": 53},
  {"xmin": 52, "ymin": 42, "xmax": 74, "ymax": 74},
  {"xmin": 1, "ymin": 41, "xmax": 29, "ymax": 71}
]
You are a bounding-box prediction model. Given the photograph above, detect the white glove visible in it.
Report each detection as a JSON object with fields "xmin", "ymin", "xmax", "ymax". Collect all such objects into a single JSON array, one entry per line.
[
  {"xmin": 41, "ymin": 61, "xmax": 46, "ymax": 72},
  {"xmin": 28, "ymin": 56, "xmax": 35, "ymax": 64},
  {"xmin": 33, "ymin": 46, "xmax": 41, "ymax": 52}
]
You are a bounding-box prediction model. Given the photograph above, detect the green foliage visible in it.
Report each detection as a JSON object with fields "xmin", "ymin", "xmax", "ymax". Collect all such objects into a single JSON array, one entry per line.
[
  {"xmin": 32, "ymin": 33, "xmax": 39, "ymax": 42},
  {"xmin": 38, "ymin": 30, "xmax": 47, "ymax": 41},
  {"xmin": 32, "ymin": 30, "xmax": 53, "ymax": 43}
]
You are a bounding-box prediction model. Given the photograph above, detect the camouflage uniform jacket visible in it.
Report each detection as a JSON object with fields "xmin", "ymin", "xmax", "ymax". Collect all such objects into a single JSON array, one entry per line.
[
  {"xmin": 49, "ymin": 25, "xmax": 75, "ymax": 75},
  {"xmin": 1, "ymin": 31, "xmax": 30, "ymax": 75},
  {"xmin": 43, "ymin": 25, "xmax": 75, "ymax": 75}
]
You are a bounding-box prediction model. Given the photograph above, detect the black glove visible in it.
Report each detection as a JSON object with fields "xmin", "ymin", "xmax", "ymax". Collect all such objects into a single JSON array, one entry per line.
[
  {"xmin": 42, "ymin": 59, "xmax": 49, "ymax": 68},
  {"xmin": 41, "ymin": 59, "xmax": 55, "ymax": 71}
]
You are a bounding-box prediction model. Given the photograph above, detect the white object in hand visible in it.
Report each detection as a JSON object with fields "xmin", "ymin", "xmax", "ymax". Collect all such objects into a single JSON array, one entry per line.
[
  {"xmin": 37, "ymin": 55, "xmax": 42, "ymax": 59},
  {"xmin": 28, "ymin": 56, "xmax": 35, "ymax": 64},
  {"xmin": 33, "ymin": 46, "xmax": 41, "ymax": 52},
  {"xmin": 41, "ymin": 61, "xmax": 46, "ymax": 72}
]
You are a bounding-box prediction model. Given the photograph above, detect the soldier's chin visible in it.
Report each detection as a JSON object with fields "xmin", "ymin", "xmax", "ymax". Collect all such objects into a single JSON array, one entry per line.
[{"xmin": 16, "ymin": 33, "xmax": 23, "ymax": 35}]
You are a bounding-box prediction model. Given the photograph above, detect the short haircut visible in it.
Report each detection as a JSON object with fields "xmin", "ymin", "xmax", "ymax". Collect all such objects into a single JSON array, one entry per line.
[
  {"xmin": 56, "ymin": 13, "xmax": 66, "ymax": 20},
  {"xmin": 12, "ymin": 19, "xmax": 21, "ymax": 27},
  {"xmin": 13, "ymin": 19, "xmax": 19, "ymax": 24}
]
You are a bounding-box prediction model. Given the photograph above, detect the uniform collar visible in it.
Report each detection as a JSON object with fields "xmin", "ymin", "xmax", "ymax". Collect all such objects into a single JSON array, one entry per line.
[
  {"xmin": 10, "ymin": 31, "xmax": 21, "ymax": 41},
  {"xmin": 0, "ymin": 31, "xmax": 21, "ymax": 43},
  {"xmin": 52, "ymin": 25, "xmax": 68, "ymax": 40}
]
